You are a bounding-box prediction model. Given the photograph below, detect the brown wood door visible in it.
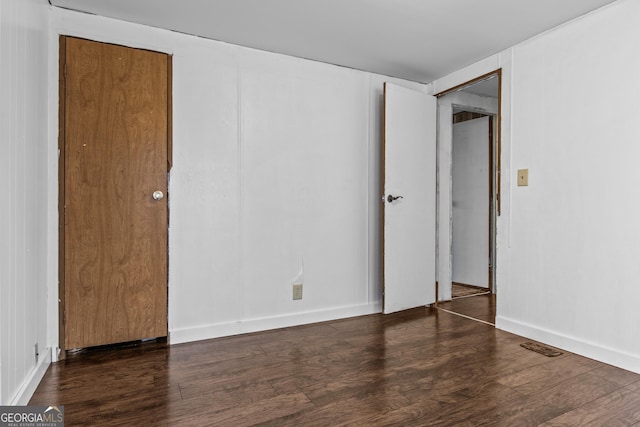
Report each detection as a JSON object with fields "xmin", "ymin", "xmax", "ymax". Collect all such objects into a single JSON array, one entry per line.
[{"xmin": 61, "ymin": 37, "xmax": 170, "ymax": 350}]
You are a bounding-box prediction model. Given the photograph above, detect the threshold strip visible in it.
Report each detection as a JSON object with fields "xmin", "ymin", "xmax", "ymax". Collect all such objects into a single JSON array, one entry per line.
[
  {"xmin": 451, "ymin": 291, "xmax": 491, "ymax": 300},
  {"xmin": 436, "ymin": 307, "xmax": 495, "ymax": 327}
]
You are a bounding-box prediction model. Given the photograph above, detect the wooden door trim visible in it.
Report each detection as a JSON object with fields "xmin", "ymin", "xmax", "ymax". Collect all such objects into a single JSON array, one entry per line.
[
  {"xmin": 380, "ymin": 83, "xmax": 387, "ymax": 313},
  {"xmin": 58, "ymin": 36, "xmax": 67, "ymax": 358},
  {"xmin": 167, "ymin": 55, "xmax": 173, "ymax": 171},
  {"xmin": 438, "ymin": 69, "xmax": 501, "ymax": 297},
  {"xmin": 488, "ymin": 116, "xmax": 494, "ymax": 290},
  {"xmin": 58, "ymin": 36, "xmax": 172, "ymax": 353},
  {"xmin": 434, "ymin": 70, "xmax": 501, "ymax": 99},
  {"xmin": 435, "ymin": 69, "xmax": 501, "ymax": 216}
]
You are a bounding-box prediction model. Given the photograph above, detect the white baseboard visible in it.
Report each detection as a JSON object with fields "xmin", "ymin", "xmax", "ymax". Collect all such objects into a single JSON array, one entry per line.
[
  {"xmin": 496, "ymin": 315, "xmax": 640, "ymax": 375},
  {"xmin": 9, "ymin": 347, "xmax": 52, "ymax": 406},
  {"xmin": 170, "ymin": 302, "xmax": 382, "ymax": 345}
]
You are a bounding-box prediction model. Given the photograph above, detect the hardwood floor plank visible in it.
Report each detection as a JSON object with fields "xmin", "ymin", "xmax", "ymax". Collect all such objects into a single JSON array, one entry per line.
[
  {"xmin": 469, "ymin": 371, "xmax": 621, "ymax": 426},
  {"xmin": 257, "ymin": 390, "xmax": 415, "ymax": 427},
  {"xmin": 541, "ymin": 380, "xmax": 640, "ymax": 426},
  {"xmin": 496, "ymin": 352, "xmax": 603, "ymax": 395},
  {"xmin": 589, "ymin": 364, "xmax": 640, "ymax": 387},
  {"xmin": 438, "ymin": 294, "xmax": 496, "ymax": 324},
  {"xmin": 29, "ymin": 298, "xmax": 640, "ymax": 426},
  {"xmin": 170, "ymin": 392, "xmax": 314, "ymax": 427},
  {"xmin": 178, "ymin": 379, "xmax": 277, "ymax": 403}
]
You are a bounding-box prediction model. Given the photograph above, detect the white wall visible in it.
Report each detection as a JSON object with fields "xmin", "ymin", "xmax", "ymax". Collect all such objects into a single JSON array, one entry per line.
[
  {"xmin": 0, "ymin": 0, "xmax": 51, "ymax": 405},
  {"xmin": 435, "ymin": 0, "xmax": 640, "ymax": 373},
  {"xmin": 49, "ymin": 9, "xmax": 425, "ymax": 346},
  {"xmin": 16, "ymin": 0, "xmax": 636, "ymax": 406},
  {"xmin": 498, "ymin": 0, "xmax": 640, "ymax": 373}
]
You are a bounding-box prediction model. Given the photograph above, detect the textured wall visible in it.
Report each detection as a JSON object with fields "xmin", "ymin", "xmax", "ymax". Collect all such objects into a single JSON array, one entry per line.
[
  {"xmin": 0, "ymin": 0, "xmax": 50, "ymax": 405},
  {"xmin": 497, "ymin": 0, "xmax": 640, "ymax": 373},
  {"xmin": 50, "ymin": 8, "xmax": 426, "ymax": 345},
  {"xmin": 434, "ymin": 0, "xmax": 640, "ymax": 373}
]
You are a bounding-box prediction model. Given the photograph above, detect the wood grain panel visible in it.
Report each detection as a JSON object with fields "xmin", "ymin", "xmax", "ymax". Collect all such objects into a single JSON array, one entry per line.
[{"xmin": 62, "ymin": 37, "xmax": 169, "ymax": 349}]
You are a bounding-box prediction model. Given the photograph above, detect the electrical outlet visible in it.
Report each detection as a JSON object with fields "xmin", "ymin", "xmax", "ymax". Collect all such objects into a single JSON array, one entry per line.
[{"xmin": 293, "ymin": 283, "xmax": 303, "ymax": 300}]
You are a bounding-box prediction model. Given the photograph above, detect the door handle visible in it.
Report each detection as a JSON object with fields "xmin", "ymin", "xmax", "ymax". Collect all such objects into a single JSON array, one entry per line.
[
  {"xmin": 387, "ymin": 195, "xmax": 403, "ymax": 203},
  {"xmin": 152, "ymin": 190, "xmax": 164, "ymax": 201}
]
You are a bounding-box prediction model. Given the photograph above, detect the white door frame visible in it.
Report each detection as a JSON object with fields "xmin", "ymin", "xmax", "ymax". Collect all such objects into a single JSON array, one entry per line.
[{"xmin": 435, "ymin": 70, "xmax": 501, "ymax": 302}]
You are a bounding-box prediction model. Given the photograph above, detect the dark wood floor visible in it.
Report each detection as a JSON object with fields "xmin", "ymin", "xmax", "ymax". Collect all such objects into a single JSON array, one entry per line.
[
  {"xmin": 438, "ymin": 293, "xmax": 496, "ymax": 325},
  {"xmin": 31, "ymin": 295, "xmax": 640, "ymax": 426}
]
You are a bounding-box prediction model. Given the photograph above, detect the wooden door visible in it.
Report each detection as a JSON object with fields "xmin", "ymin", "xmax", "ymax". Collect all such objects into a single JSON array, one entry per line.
[
  {"xmin": 61, "ymin": 37, "xmax": 170, "ymax": 349},
  {"xmin": 383, "ymin": 83, "xmax": 437, "ymax": 314}
]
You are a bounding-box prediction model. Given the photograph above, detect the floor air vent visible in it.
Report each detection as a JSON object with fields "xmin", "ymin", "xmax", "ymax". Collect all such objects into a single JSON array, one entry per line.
[{"xmin": 520, "ymin": 341, "xmax": 563, "ymax": 357}]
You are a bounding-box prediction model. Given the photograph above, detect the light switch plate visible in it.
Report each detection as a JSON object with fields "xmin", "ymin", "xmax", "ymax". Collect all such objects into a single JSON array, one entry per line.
[{"xmin": 518, "ymin": 169, "xmax": 529, "ymax": 186}]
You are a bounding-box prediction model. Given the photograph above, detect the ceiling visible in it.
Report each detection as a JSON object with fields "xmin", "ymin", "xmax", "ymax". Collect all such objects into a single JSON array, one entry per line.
[{"xmin": 50, "ymin": 0, "xmax": 619, "ymax": 83}]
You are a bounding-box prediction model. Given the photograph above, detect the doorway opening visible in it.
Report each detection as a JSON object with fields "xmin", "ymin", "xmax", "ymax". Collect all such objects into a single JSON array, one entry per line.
[
  {"xmin": 451, "ymin": 110, "xmax": 494, "ymax": 297},
  {"xmin": 436, "ymin": 70, "xmax": 501, "ymax": 314}
]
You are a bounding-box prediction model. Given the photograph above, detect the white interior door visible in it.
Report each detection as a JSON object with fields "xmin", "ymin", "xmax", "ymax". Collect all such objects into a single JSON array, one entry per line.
[
  {"xmin": 452, "ymin": 117, "xmax": 490, "ymax": 288},
  {"xmin": 383, "ymin": 83, "xmax": 437, "ymax": 314}
]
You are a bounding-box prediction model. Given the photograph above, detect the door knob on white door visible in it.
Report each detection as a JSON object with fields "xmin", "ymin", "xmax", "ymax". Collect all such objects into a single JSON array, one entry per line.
[
  {"xmin": 152, "ymin": 190, "xmax": 164, "ymax": 201},
  {"xmin": 387, "ymin": 195, "xmax": 403, "ymax": 203}
]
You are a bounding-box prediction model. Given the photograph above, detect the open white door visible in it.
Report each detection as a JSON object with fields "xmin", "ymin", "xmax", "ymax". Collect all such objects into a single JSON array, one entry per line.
[{"xmin": 383, "ymin": 83, "xmax": 437, "ymax": 314}]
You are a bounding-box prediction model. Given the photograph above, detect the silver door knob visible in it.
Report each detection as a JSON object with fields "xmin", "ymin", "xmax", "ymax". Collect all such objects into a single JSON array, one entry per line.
[{"xmin": 152, "ymin": 191, "xmax": 164, "ymax": 201}]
